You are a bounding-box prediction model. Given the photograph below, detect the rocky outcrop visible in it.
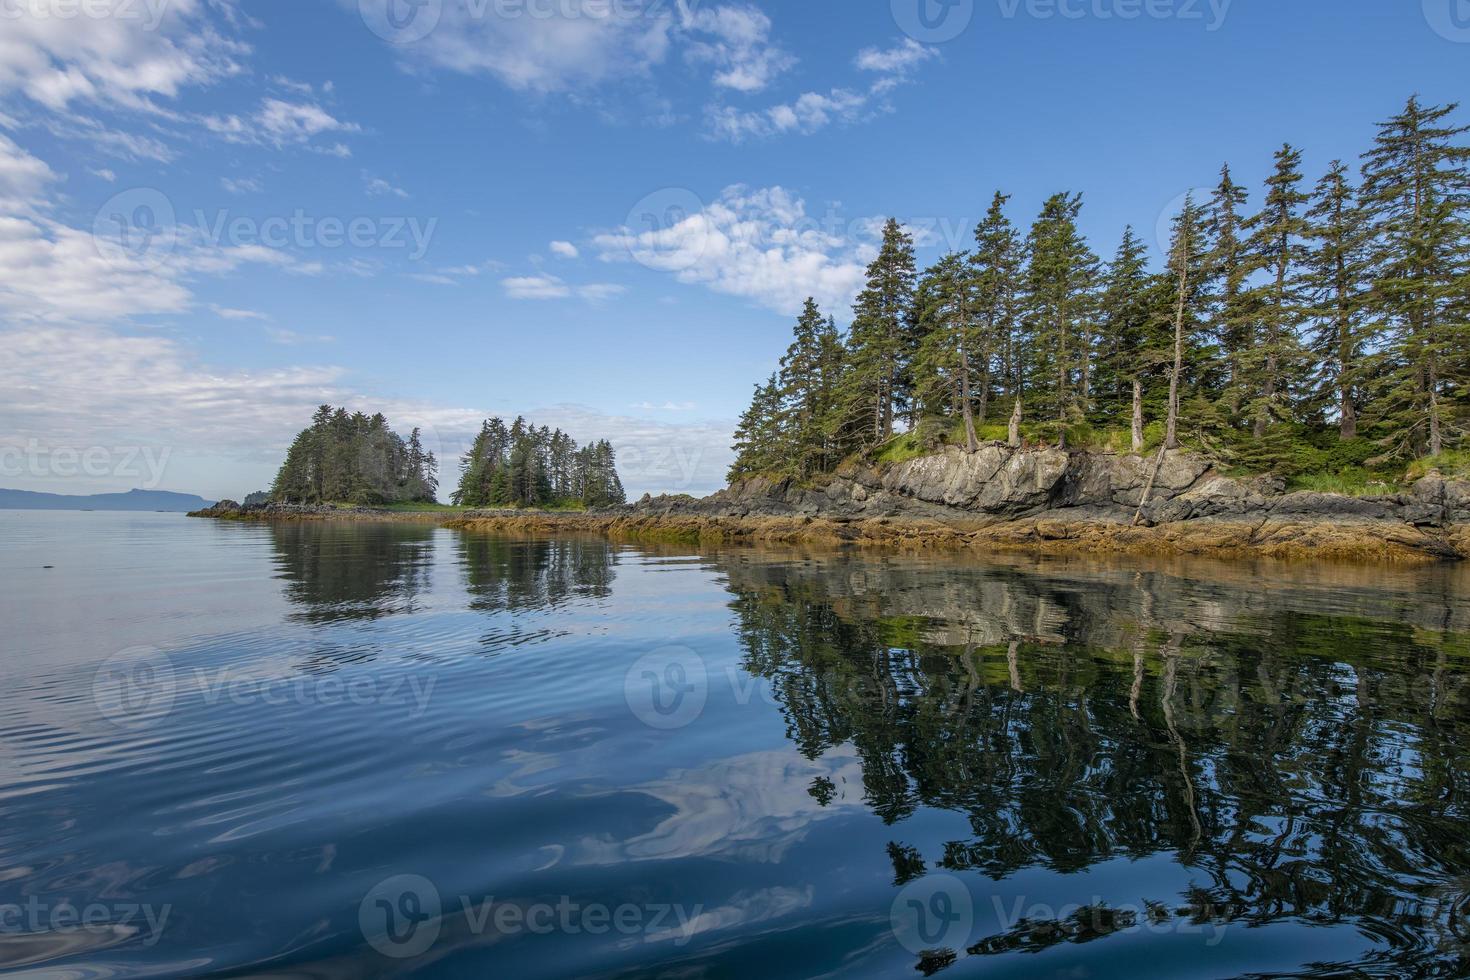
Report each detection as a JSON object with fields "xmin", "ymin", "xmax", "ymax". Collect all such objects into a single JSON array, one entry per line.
[
  {"xmin": 189, "ymin": 499, "xmax": 241, "ymax": 518},
  {"xmin": 192, "ymin": 445, "xmax": 1470, "ymax": 563},
  {"xmin": 614, "ymin": 445, "xmax": 1469, "ymax": 563}
]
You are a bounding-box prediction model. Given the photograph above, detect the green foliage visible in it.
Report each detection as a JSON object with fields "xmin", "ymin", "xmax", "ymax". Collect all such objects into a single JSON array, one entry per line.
[
  {"xmin": 873, "ymin": 432, "xmax": 929, "ymax": 466},
  {"xmin": 452, "ymin": 417, "xmax": 624, "ymax": 509},
  {"xmin": 1405, "ymin": 450, "xmax": 1470, "ymax": 482},
  {"xmin": 727, "ymin": 96, "xmax": 1468, "ymax": 490},
  {"xmin": 271, "ymin": 405, "xmax": 438, "ymax": 505},
  {"xmin": 1287, "ymin": 469, "xmax": 1395, "ymax": 496}
]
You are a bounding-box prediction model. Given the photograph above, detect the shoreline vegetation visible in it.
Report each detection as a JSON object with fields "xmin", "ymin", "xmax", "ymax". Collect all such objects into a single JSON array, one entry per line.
[
  {"xmin": 195, "ymin": 96, "xmax": 1470, "ymax": 565},
  {"xmin": 192, "ymin": 443, "xmax": 1470, "ymax": 565},
  {"xmin": 721, "ymin": 97, "xmax": 1470, "ymax": 501}
]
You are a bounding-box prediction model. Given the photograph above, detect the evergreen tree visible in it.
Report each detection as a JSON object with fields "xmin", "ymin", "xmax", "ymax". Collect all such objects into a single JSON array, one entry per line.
[
  {"xmin": 778, "ymin": 299, "xmax": 844, "ymax": 475},
  {"xmin": 1303, "ymin": 161, "xmax": 1371, "ymax": 439},
  {"xmin": 973, "ymin": 192, "xmax": 1026, "ymax": 432},
  {"xmin": 1206, "ymin": 163, "xmax": 1256, "ymax": 419},
  {"xmin": 836, "ymin": 218, "xmax": 917, "ymax": 445},
  {"xmin": 1359, "ymin": 96, "xmax": 1470, "ymax": 458},
  {"xmin": 1162, "ymin": 194, "xmax": 1212, "ymax": 449},
  {"xmin": 730, "ymin": 374, "xmax": 785, "ymax": 480},
  {"xmin": 1095, "ymin": 227, "xmax": 1154, "ymax": 451},
  {"xmin": 1021, "ymin": 193, "xmax": 1099, "ymax": 428},
  {"xmin": 913, "ymin": 252, "xmax": 986, "ymax": 451},
  {"xmin": 1241, "ymin": 143, "xmax": 1312, "ymax": 438},
  {"xmin": 269, "ymin": 406, "xmax": 439, "ymax": 505}
]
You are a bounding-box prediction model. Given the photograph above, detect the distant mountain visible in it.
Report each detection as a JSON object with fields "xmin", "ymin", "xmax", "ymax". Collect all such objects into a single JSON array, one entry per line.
[{"xmin": 0, "ymin": 488, "xmax": 215, "ymax": 512}]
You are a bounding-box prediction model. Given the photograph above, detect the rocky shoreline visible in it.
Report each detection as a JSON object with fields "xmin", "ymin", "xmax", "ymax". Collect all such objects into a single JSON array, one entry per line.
[{"xmin": 193, "ymin": 446, "xmax": 1470, "ymax": 563}]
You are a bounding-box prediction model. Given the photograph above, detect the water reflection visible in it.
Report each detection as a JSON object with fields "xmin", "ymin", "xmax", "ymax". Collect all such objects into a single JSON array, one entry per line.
[
  {"xmin": 457, "ymin": 534, "xmax": 617, "ymax": 612},
  {"xmin": 270, "ymin": 521, "xmax": 436, "ymax": 622},
  {"xmin": 719, "ymin": 551, "xmax": 1470, "ymax": 972},
  {"xmin": 6, "ymin": 512, "xmax": 1470, "ymax": 978}
]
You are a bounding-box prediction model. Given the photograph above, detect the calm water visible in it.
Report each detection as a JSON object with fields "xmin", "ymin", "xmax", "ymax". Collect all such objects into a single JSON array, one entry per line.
[{"xmin": 3, "ymin": 511, "xmax": 1470, "ymax": 978}]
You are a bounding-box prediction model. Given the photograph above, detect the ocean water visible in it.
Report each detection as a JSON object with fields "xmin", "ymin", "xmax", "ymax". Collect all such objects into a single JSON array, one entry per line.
[{"xmin": 2, "ymin": 510, "xmax": 1469, "ymax": 978}]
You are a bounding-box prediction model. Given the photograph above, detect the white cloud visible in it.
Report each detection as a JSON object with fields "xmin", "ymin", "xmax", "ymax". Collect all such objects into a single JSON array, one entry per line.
[
  {"xmin": 269, "ymin": 75, "xmax": 327, "ymax": 97},
  {"xmin": 501, "ymin": 273, "xmax": 626, "ymax": 302},
  {"xmin": 576, "ymin": 282, "xmax": 626, "ymax": 301},
  {"xmin": 854, "ymin": 38, "xmax": 939, "ymax": 74},
  {"xmin": 593, "ymin": 185, "xmax": 870, "ymax": 316},
  {"xmin": 681, "ymin": 4, "xmax": 794, "ymax": 93},
  {"xmin": 39, "ymin": 113, "xmax": 176, "ymax": 162},
  {"xmin": 407, "ymin": 272, "xmax": 458, "ymax": 286},
  {"xmin": 0, "ymin": 208, "xmax": 308, "ymax": 324},
  {"xmin": 705, "ymin": 38, "xmax": 939, "ymax": 143},
  {"xmin": 220, "ymin": 175, "xmax": 263, "ymax": 194},
  {"xmin": 0, "ymin": 217, "xmax": 192, "ymax": 322},
  {"xmin": 549, "ymin": 240, "xmax": 580, "ymax": 259},
  {"xmin": 408, "ymin": 259, "xmax": 503, "ymax": 285},
  {"xmin": 201, "ymin": 98, "xmax": 360, "ymax": 150},
  {"xmin": 89, "ymin": 167, "xmax": 117, "ymax": 182},
  {"xmin": 502, "ymin": 274, "xmax": 571, "ymax": 300},
  {"xmin": 631, "ymin": 401, "xmax": 697, "ymax": 412},
  {"xmin": 363, "ymin": 171, "xmax": 409, "ymax": 199},
  {"xmin": 209, "ymin": 304, "xmax": 270, "ymax": 321},
  {"xmin": 707, "ymin": 88, "xmax": 867, "ymax": 142},
  {"xmin": 0, "ymin": 132, "xmax": 57, "ymax": 211},
  {"xmin": 358, "ymin": 1, "xmax": 796, "ymax": 98},
  {"xmin": 264, "ymin": 326, "xmax": 334, "ymax": 345},
  {"xmin": 367, "ymin": 0, "xmax": 675, "ymax": 93},
  {"xmin": 0, "ymin": 0, "xmax": 247, "ymax": 113}
]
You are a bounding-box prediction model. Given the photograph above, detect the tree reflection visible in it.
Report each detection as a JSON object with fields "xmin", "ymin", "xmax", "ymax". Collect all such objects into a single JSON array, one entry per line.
[
  {"xmin": 719, "ymin": 552, "xmax": 1470, "ymax": 971},
  {"xmin": 269, "ymin": 521, "xmax": 435, "ymax": 623},
  {"xmin": 456, "ymin": 534, "xmax": 616, "ymax": 612}
]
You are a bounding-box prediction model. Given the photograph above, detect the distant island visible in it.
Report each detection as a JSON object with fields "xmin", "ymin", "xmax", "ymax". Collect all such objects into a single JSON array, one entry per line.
[{"xmin": 1, "ymin": 488, "xmax": 215, "ymax": 512}]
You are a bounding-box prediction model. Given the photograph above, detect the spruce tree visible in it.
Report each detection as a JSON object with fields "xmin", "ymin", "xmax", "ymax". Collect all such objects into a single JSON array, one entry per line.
[
  {"xmin": 973, "ymin": 192, "xmax": 1025, "ymax": 433},
  {"xmin": 1162, "ymin": 194, "xmax": 1211, "ymax": 449},
  {"xmin": 837, "ymin": 218, "xmax": 917, "ymax": 445},
  {"xmin": 1303, "ymin": 161, "xmax": 1371, "ymax": 440},
  {"xmin": 913, "ymin": 252, "xmax": 984, "ymax": 451},
  {"xmin": 779, "ymin": 299, "xmax": 840, "ymax": 476},
  {"xmin": 1021, "ymin": 193, "xmax": 1099, "ymax": 428},
  {"xmin": 1095, "ymin": 227, "xmax": 1153, "ymax": 451},
  {"xmin": 1242, "ymin": 144, "xmax": 1311, "ymax": 439},
  {"xmin": 1207, "ymin": 163, "xmax": 1256, "ymax": 420},
  {"xmin": 729, "ymin": 374, "xmax": 784, "ymax": 480},
  {"xmin": 1360, "ymin": 96, "xmax": 1470, "ymax": 458}
]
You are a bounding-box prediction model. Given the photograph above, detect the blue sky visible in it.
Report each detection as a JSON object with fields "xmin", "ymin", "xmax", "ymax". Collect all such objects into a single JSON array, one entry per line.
[{"xmin": 1, "ymin": 0, "xmax": 1466, "ymax": 500}]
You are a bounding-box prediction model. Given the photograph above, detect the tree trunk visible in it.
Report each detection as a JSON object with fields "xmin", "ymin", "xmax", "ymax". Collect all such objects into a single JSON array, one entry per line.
[
  {"xmin": 1339, "ymin": 384, "xmax": 1356, "ymax": 440},
  {"xmin": 1336, "ymin": 251, "xmax": 1356, "ymax": 441},
  {"xmin": 1133, "ymin": 442, "xmax": 1169, "ymax": 527},
  {"xmin": 977, "ymin": 360, "xmax": 991, "ymax": 425},
  {"xmin": 1008, "ymin": 397, "xmax": 1022, "ymax": 448},
  {"xmin": 1252, "ymin": 354, "xmax": 1276, "ymax": 440},
  {"xmin": 1131, "ymin": 379, "xmax": 1144, "ymax": 453},
  {"xmin": 1057, "ymin": 312, "xmax": 1069, "ymax": 422},
  {"xmin": 960, "ymin": 348, "xmax": 979, "ymax": 453},
  {"xmin": 1165, "ymin": 251, "xmax": 1187, "ymax": 451},
  {"xmin": 1429, "ymin": 359, "xmax": 1442, "ymax": 457}
]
